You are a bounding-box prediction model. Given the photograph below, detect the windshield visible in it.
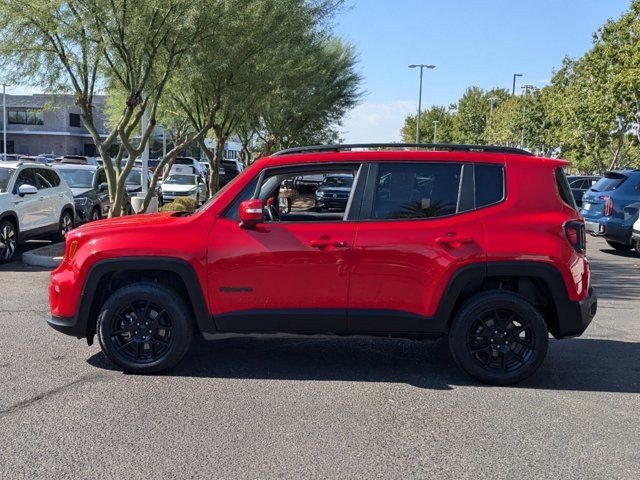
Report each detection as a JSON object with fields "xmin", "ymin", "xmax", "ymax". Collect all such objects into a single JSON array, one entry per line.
[
  {"xmin": 174, "ymin": 158, "xmax": 193, "ymax": 165},
  {"xmin": 591, "ymin": 173, "xmax": 627, "ymax": 192},
  {"xmin": 164, "ymin": 175, "xmax": 196, "ymax": 185},
  {"xmin": 126, "ymin": 171, "xmax": 142, "ymax": 186},
  {"xmin": 0, "ymin": 168, "xmax": 14, "ymax": 193},
  {"xmin": 322, "ymin": 175, "xmax": 353, "ymax": 187},
  {"xmin": 57, "ymin": 169, "xmax": 95, "ymax": 188}
]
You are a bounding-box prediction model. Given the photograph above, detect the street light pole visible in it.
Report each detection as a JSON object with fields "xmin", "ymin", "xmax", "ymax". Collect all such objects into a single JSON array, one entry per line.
[
  {"xmin": 433, "ymin": 120, "xmax": 439, "ymax": 143},
  {"xmin": 512, "ymin": 73, "xmax": 523, "ymax": 96},
  {"xmin": 409, "ymin": 64, "xmax": 436, "ymax": 144},
  {"xmin": 2, "ymin": 84, "xmax": 6, "ymax": 160},
  {"xmin": 488, "ymin": 96, "xmax": 497, "ymax": 124}
]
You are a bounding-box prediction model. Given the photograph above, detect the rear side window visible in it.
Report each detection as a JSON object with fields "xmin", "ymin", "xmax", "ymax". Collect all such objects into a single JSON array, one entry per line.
[
  {"xmin": 555, "ymin": 168, "xmax": 577, "ymax": 210},
  {"xmin": 591, "ymin": 172, "xmax": 627, "ymax": 192},
  {"xmin": 475, "ymin": 164, "xmax": 504, "ymax": 208},
  {"xmin": 371, "ymin": 162, "xmax": 462, "ymax": 220}
]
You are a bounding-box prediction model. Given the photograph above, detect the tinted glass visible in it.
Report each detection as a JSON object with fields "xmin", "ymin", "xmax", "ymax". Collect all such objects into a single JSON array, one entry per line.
[
  {"xmin": 224, "ymin": 175, "xmax": 260, "ymax": 220},
  {"xmin": 555, "ymin": 168, "xmax": 577, "ymax": 209},
  {"xmin": 475, "ymin": 164, "xmax": 504, "ymax": 207},
  {"xmin": 371, "ymin": 163, "xmax": 462, "ymax": 220},
  {"xmin": 321, "ymin": 175, "xmax": 353, "ymax": 187},
  {"xmin": 0, "ymin": 168, "xmax": 14, "ymax": 193},
  {"xmin": 174, "ymin": 158, "xmax": 193, "ymax": 165},
  {"xmin": 221, "ymin": 160, "xmax": 239, "ymax": 174},
  {"xmin": 38, "ymin": 168, "xmax": 60, "ymax": 187},
  {"xmin": 125, "ymin": 171, "xmax": 141, "ymax": 185},
  {"xmin": 96, "ymin": 169, "xmax": 106, "ymax": 185},
  {"xmin": 13, "ymin": 168, "xmax": 37, "ymax": 193},
  {"xmin": 591, "ymin": 173, "xmax": 627, "ymax": 192}
]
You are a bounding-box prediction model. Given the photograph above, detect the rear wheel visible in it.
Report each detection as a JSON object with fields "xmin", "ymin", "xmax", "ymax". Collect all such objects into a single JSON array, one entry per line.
[
  {"xmin": 96, "ymin": 282, "xmax": 193, "ymax": 373},
  {"xmin": 0, "ymin": 220, "xmax": 17, "ymax": 264},
  {"xmin": 448, "ymin": 291, "xmax": 548, "ymax": 385},
  {"xmin": 634, "ymin": 240, "xmax": 640, "ymax": 256},
  {"xmin": 606, "ymin": 240, "xmax": 632, "ymax": 251}
]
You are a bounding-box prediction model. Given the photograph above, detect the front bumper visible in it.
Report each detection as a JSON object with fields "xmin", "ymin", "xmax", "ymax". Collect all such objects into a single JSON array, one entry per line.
[{"xmin": 48, "ymin": 314, "xmax": 83, "ymax": 337}]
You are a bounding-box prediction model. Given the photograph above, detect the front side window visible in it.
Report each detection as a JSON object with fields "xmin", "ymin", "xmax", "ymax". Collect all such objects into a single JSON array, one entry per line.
[
  {"xmin": 13, "ymin": 168, "xmax": 37, "ymax": 193},
  {"xmin": 224, "ymin": 165, "xmax": 360, "ymax": 222},
  {"xmin": 371, "ymin": 162, "xmax": 462, "ymax": 220},
  {"xmin": 37, "ymin": 168, "xmax": 60, "ymax": 188}
]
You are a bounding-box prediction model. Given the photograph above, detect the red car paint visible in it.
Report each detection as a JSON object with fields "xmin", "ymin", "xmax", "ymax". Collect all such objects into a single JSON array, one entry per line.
[{"xmin": 50, "ymin": 149, "xmax": 591, "ymax": 336}]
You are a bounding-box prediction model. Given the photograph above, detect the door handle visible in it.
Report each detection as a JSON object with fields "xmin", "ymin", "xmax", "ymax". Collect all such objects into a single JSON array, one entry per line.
[
  {"xmin": 436, "ymin": 235, "xmax": 474, "ymax": 247},
  {"xmin": 310, "ymin": 239, "xmax": 348, "ymax": 249}
]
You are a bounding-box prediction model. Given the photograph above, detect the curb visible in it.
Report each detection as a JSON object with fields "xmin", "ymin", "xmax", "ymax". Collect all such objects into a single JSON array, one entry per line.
[{"xmin": 22, "ymin": 243, "xmax": 65, "ymax": 268}]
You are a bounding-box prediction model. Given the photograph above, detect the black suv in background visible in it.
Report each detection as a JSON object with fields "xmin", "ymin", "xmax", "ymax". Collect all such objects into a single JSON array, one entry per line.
[{"xmin": 53, "ymin": 164, "xmax": 113, "ymax": 223}]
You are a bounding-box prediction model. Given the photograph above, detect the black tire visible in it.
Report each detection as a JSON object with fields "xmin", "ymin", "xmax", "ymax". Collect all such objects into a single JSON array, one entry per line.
[
  {"xmin": 90, "ymin": 207, "xmax": 101, "ymax": 222},
  {"xmin": 97, "ymin": 282, "xmax": 193, "ymax": 374},
  {"xmin": 606, "ymin": 240, "xmax": 632, "ymax": 251},
  {"xmin": 53, "ymin": 210, "xmax": 74, "ymax": 243},
  {"xmin": 0, "ymin": 219, "xmax": 18, "ymax": 264},
  {"xmin": 448, "ymin": 291, "xmax": 549, "ymax": 385},
  {"xmin": 634, "ymin": 240, "xmax": 640, "ymax": 256}
]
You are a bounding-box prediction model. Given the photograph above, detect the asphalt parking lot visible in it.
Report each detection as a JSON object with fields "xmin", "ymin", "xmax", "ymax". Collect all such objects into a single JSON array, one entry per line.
[{"xmin": 1, "ymin": 237, "xmax": 639, "ymax": 479}]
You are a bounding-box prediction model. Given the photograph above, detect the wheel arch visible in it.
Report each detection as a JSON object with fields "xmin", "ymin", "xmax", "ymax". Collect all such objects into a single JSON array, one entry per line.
[
  {"xmin": 435, "ymin": 261, "xmax": 578, "ymax": 338},
  {"xmin": 0, "ymin": 211, "xmax": 19, "ymax": 235},
  {"xmin": 78, "ymin": 257, "xmax": 213, "ymax": 341}
]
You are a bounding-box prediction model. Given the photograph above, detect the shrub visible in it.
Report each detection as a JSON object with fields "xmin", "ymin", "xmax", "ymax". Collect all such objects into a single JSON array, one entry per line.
[{"xmin": 159, "ymin": 197, "xmax": 200, "ymax": 213}]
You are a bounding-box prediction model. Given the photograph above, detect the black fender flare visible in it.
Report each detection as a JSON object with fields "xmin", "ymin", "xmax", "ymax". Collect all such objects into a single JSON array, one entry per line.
[
  {"xmin": 76, "ymin": 257, "xmax": 214, "ymax": 337},
  {"xmin": 433, "ymin": 261, "xmax": 588, "ymax": 338}
]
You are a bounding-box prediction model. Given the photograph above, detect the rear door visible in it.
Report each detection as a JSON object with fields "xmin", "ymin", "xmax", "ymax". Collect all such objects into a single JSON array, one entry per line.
[{"xmin": 347, "ymin": 161, "xmax": 486, "ymax": 334}]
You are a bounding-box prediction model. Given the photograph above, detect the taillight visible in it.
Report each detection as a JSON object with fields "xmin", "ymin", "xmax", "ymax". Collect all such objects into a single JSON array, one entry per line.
[
  {"xmin": 600, "ymin": 195, "xmax": 613, "ymax": 216},
  {"xmin": 565, "ymin": 220, "xmax": 586, "ymax": 253}
]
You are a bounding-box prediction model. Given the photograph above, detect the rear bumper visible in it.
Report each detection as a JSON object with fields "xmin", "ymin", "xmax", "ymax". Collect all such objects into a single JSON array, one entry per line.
[
  {"xmin": 555, "ymin": 286, "xmax": 597, "ymax": 338},
  {"xmin": 584, "ymin": 217, "xmax": 632, "ymax": 244}
]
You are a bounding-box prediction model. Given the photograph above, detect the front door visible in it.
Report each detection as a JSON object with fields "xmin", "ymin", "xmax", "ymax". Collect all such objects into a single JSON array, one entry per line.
[
  {"xmin": 206, "ymin": 163, "xmax": 363, "ymax": 333},
  {"xmin": 347, "ymin": 161, "xmax": 486, "ymax": 333},
  {"xmin": 12, "ymin": 168, "xmax": 45, "ymax": 231}
]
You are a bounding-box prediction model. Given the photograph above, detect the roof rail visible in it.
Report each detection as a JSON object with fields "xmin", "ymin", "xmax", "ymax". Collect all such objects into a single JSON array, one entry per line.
[{"xmin": 272, "ymin": 143, "xmax": 534, "ymax": 157}]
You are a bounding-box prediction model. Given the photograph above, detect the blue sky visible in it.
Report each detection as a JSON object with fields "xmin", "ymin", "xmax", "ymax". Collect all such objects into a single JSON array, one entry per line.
[{"xmin": 336, "ymin": 0, "xmax": 633, "ymax": 143}]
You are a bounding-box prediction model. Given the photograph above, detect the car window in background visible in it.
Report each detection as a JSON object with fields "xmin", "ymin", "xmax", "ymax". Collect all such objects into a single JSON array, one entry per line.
[
  {"xmin": 164, "ymin": 175, "xmax": 196, "ymax": 185},
  {"xmin": 371, "ymin": 162, "xmax": 462, "ymax": 220},
  {"xmin": 57, "ymin": 169, "xmax": 95, "ymax": 188},
  {"xmin": 591, "ymin": 173, "xmax": 627, "ymax": 192},
  {"xmin": 96, "ymin": 169, "xmax": 107, "ymax": 185},
  {"xmin": 321, "ymin": 175, "xmax": 353, "ymax": 187},
  {"xmin": 0, "ymin": 168, "xmax": 15, "ymax": 192},
  {"xmin": 13, "ymin": 168, "xmax": 37, "ymax": 192},
  {"xmin": 125, "ymin": 171, "xmax": 141, "ymax": 186}
]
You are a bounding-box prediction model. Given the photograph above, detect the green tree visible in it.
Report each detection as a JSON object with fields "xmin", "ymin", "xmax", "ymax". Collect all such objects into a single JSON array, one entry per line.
[{"xmin": 400, "ymin": 105, "xmax": 456, "ymax": 144}]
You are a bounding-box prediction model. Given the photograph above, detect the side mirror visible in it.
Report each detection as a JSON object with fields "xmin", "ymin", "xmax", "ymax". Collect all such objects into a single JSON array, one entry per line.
[
  {"xmin": 98, "ymin": 182, "xmax": 108, "ymax": 192},
  {"xmin": 18, "ymin": 184, "xmax": 37, "ymax": 196},
  {"xmin": 239, "ymin": 199, "xmax": 263, "ymax": 229}
]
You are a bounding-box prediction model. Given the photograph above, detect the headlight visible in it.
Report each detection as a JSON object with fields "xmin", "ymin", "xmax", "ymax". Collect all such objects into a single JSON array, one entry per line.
[
  {"xmin": 74, "ymin": 197, "xmax": 91, "ymax": 207},
  {"xmin": 315, "ymin": 190, "xmax": 324, "ymax": 198}
]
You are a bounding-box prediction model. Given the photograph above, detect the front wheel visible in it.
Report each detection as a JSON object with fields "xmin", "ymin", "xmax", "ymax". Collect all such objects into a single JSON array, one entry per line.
[
  {"xmin": 606, "ymin": 240, "xmax": 633, "ymax": 251},
  {"xmin": 96, "ymin": 282, "xmax": 193, "ymax": 373},
  {"xmin": 448, "ymin": 291, "xmax": 549, "ymax": 385},
  {"xmin": 53, "ymin": 210, "xmax": 74, "ymax": 243},
  {"xmin": 634, "ymin": 240, "xmax": 640, "ymax": 256}
]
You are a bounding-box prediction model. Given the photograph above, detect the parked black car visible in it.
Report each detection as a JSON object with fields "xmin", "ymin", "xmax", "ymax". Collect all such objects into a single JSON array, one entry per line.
[
  {"xmin": 53, "ymin": 164, "xmax": 116, "ymax": 223},
  {"xmin": 124, "ymin": 168, "xmax": 163, "ymax": 205},
  {"xmin": 568, "ymin": 175, "xmax": 600, "ymax": 205},
  {"xmin": 314, "ymin": 174, "xmax": 354, "ymax": 211}
]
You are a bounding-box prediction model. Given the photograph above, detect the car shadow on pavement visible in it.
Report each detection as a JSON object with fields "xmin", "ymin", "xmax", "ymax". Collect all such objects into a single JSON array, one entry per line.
[
  {"xmin": 590, "ymin": 252, "xmax": 640, "ymax": 302},
  {"xmin": 87, "ymin": 336, "xmax": 640, "ymax": 393}
]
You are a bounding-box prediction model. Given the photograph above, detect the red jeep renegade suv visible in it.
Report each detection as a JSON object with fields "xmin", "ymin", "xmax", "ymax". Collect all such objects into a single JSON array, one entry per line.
[{"xmin": 48, "ymin": 144, "xmax": 597, "ymax": 385}]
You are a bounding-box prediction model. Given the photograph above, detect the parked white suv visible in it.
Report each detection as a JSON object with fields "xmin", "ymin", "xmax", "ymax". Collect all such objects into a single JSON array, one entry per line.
[{"xmin": 0, "ymin": 162, "xmax": 75, "ymax": 263}]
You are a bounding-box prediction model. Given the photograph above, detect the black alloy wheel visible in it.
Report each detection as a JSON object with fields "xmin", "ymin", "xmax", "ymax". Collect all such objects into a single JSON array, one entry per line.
[
  {"xmin": 97, "ymin": 282, "xmax": 193, "ymax": 373},
  {"xmin": 449, "ymin": 291, "xmax": 548, "ymax": 385}
]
